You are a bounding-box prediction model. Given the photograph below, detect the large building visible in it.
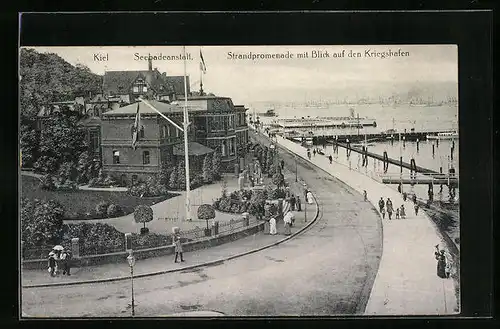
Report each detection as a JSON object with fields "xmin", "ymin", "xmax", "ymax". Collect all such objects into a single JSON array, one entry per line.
[
  {"xmin": 100, "ymin": 96, "xmax": 249, "ymax": 185},
  {"xmin": 102, "ymin": 59, "xmax": 190, "ymax": 104}
]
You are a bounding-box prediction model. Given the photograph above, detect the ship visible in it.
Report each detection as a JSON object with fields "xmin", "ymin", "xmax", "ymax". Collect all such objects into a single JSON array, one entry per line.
[
  {"xmin": 259, "ymin": 108, "xmax": 277, "ymax": 117},
  {"xmin": 426, "ymin": 131, "xmax": 458, "ymax": 140}
]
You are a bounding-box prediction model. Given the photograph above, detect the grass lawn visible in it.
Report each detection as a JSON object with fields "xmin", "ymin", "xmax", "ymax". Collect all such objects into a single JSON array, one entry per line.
[{"xmin": 21, "ymin": 175, "xmax": 177, "ymax": 220}]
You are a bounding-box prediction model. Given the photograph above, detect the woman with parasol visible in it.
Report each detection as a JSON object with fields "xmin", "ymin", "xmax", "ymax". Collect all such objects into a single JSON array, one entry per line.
[
  {"xmin": 434, "ymin": 244, "xmax": 447, "ymax": 278},
  {"xmin": 52, "ymin": 245, "xmax": 64, "ymax": 275}
]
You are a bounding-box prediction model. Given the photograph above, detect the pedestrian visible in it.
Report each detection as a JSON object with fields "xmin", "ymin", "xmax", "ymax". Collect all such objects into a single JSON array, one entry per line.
[
  {"xmin": 281, "ymin": 159, "xmax": 285, "ymax": 170},
  {"xmin": 60, "ymin": 249, "xmax": 69, "ymax": 276},
  {"xmin": 378, "ymin": 197, "xmax": 385, "ymax": 214},
  {"xmin": 381, "ymin": 207, "xmax": 386, "ymax": 219},
  {"xmin": 403, "ymin": 192, "xmax": 407, "ymax": 202},
  {"xmin": 290, "ymin": 194, "xmax": 296, "ymax": 211},
  {"xmin": 412, "ymin": 193, "xmax": 417, "ymax": 204},
  {"xmin": 386, "ymin": 198, "xmax": 393, "ymax": 220},
  {"xmin": 434, "ymin": 246, "xmax": 447, "ymax": 278},
  {"xmin": 307, "ymin": 150, "xmax": 311, "ymax": 160},
  {"xmin": 414, "ymin": 202, "xmax": 419, "ymax": 216},
  {"xmin": 269, "ymin": 217, "xmax": 277, "ymax": 235},
  {"xmin": 329, "ymin": 155, "xmax": 333, "ymax": 164},
  {"xmin": 47, "ymin": 252, "xmax": 56, "ymax": 277},
  {"xmin": 395, "ymin": 207, "xmax": 400, "ymax": 219},
  {"xmin": 283, "ymin": 211, "xmax": 292, "ymax": 235},
  {"xmin": 400, "ymin": 204, "xmax": 406, "ymax": 219},
  {"xmin": 397, "ymin": 183, "xmax": 402, "ymax": 194},
  {"xmin": 296, "ymin": 195, "xmax": 302, "ymax": 211},
  {"xmin": 363, "ymin": 190, "xmax": 367, "ymax": 202},
  {"xmin": 173, "ymin": 234, "xmax": 185, "ymax": 263},
  {"xmin": 306, "ymin": 191, "xmax": 314, "ymax": 204}
]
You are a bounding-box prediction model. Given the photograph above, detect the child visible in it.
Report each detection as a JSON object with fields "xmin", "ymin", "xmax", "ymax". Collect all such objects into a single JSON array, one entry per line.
[
  {"xmin": 395, "ymin": 207, "xmax": 400, "ymax": 219},
  {"xmin": 400, "ymin": 204, "xmax": 406, "ymax": 219}
]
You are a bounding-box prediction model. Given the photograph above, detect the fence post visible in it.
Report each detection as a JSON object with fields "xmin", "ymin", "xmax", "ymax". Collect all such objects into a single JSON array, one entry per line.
[
  {"xmin": 125, "ymin": 233, "xmax": 132, "ymax": 253},
  {"xmin": 71, "ymin": 238, "xmax": 80, "ymax": 259},
  {"xmin": 21, "ymin": 240, "xmax": 24, "ymax": 259}
]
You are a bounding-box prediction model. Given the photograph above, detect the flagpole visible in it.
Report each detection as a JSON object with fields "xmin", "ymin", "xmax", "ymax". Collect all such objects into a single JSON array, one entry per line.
[{"xmin": 183, "ymin": 46, "xmax": 191, "ymax": 221}]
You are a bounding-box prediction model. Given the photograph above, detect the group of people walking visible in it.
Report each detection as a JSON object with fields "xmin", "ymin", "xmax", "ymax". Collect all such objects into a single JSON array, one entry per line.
[
  {"xmin": 378, "ymin": 197, "xmax": 407, "ymax": 220},
  {"xmin": 47, "ymin": 247, "xmax": 71, "ymax": 277}
]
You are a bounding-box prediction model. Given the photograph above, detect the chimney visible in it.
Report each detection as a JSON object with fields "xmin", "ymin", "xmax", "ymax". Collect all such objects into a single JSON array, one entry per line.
[{"xmin": 148, "ymin": 57, "xmax": 153, "ymax": 71}]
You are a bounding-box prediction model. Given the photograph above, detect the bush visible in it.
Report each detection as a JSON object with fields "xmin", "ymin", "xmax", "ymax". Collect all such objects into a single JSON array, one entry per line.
[
  {"xmin": 191, "ymin": 173, "xmax": 204, "ymax": 189},
  {"xmin": 107, "ymin": 204, "xmax": 122, "ymax": 217},
  {"xmin": 230, "ymin": 190, "xmax": 240, "ymax": 200},
  {"xmin": 202, "ymin": 154, "xmax": 214, "ymax": 184},
  {"xmin": 95, "ymin": 201, "xmax": 110, "ymax": 218},
  {"xmin": 231, "ymin": 203, "xmax": 240, "ymax": 213},
  {"xmin": 40, "ymin": 174, "xmax": 56, "ymax": 191},
  {"xmin": 268, "ymin": 187, "xmax": 286, "ymax": 200},
  {"xmin": 21, "ymin": 198, "xmax": 65, "ymax": 249},
  {"xmin": 218, "ymin": 197, "xmax": 232, "ymax": 212},
  {"xmin": 134, "ymin": 205, "xmax": 153, "ymax": 233}
]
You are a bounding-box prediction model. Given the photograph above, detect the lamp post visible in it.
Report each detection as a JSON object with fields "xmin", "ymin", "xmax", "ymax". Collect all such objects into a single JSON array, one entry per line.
[{"xmin": 127, "ymin": 251, "xmax": 136, "ymax": 317}]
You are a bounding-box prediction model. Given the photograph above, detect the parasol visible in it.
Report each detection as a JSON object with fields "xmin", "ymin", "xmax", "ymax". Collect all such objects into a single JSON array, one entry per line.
[{"xmin": 53, "ymin": 245, "xmax": 64, "ymax": 251}]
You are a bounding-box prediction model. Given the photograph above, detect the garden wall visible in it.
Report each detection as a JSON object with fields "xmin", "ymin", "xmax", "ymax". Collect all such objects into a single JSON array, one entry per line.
[{"xmin": 22, "ymin": 220, "xmax": 265, "ymax": 270}]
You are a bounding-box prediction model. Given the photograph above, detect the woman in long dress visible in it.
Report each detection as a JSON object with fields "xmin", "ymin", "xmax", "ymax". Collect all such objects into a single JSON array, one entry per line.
[
  {"xmin": 283, "ymin": 211, "xmax": 292, "ymax": 235},
  {"xmin": 435, "ymin": 249, "xmax": 447, "ymax": 278},
  {"xmin": 269, "ymin": 217, "xmax": 277, "ymax": 235}
]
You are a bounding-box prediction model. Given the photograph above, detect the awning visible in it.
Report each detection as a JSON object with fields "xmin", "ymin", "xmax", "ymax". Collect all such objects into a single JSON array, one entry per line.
[{"xmin": 173, "ymin": 142, "xmax": 214, "ymax": 156}]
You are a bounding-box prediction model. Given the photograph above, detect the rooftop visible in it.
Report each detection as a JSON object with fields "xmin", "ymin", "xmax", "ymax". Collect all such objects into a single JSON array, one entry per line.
[{"xmin": 102, "ymin": 100, "xmax": 205, "ymax": 116}]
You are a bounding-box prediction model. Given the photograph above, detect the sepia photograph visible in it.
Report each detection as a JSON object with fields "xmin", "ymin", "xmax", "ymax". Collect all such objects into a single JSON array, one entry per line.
[{"xmin": 19, "ymin": 45, "xmax": 460, "ymax": 317}]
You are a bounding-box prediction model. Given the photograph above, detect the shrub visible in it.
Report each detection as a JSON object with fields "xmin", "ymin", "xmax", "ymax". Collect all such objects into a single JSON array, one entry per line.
[
  {"xmin": 268, "ymin": 187, "xmax": 286, "ymax": 200},
  {"xmin": 40, "ymin": 174, "xmax": 56, "ymax": 191},
  {"xmin": 230, "ymin": 190, "xmax": 240, "ymax": 200},
  {"xmin": 107, "ymin": 204, "xmax": 122, "ymax": 217},
  {"xmin": 169, "ymin": 167, "xmax": 178, "ymax": 190},
  {"xmin": 202, "ymin": 154, "xmax": 214, "ymax": 184},
  {"xmin": 219, "ymin": 197, "xmax": 231, "ymax": 212},
  {"xmin": 96, "ymin": 201, "xmax": 110, "ymax": 218},
  {"xmin": 231, "ymin": 203, "xmax": 240, "ymax": 213},
  {"xmin": 134, "ymin": 205, "xmax": 153, "ymax": 233},
  {"xmin": 197, "ymin": 204, "xmax": 216, "ymax": 230},
  {"xmin": 191, "ymin": 174, "xmax": 204, "ymax": 189},
  {"xmin": 21, "ymin": 198, "xmax": 65, "ymax": 249},
  {"xmin": 212, "ymin": 150, "xmax": 222, "ymax": 180}
]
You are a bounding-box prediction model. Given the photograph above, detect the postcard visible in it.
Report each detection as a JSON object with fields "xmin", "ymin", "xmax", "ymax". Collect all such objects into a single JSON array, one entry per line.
[{"xmin": 19, "ymin": 45, "xmax": 459, "ymax": 317}]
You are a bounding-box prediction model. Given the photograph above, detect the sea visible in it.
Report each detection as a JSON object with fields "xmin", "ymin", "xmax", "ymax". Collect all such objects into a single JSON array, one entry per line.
[{"xmin": 255, "ymin": 103, "xmax": 460, "ymax": 202}]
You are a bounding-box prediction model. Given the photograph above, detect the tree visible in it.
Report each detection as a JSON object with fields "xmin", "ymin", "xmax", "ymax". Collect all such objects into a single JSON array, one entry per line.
[
  {"xmin": 20, "ymin": 124, "xmax": 39, "ymax": 168},
  {"xmin": 202, "ymin": 153, "xmax": 214, "ymax": 184},
  {"xmin": 248, "ymin": 190, "xmax": 267, "ymax": 220},
  {"xmin": 57, "ymin": 161, "xmax": 77, "ymax": 185},
  {"xmin": 169, "ymin": 167, "xmax": 178, "ymax": 190},
  {"xmin": 21, "ymin": 198, "xmax": 65, "ymax": 248},
  {"xmin": 159, "ymin": 162, "xmax": 171, "ymax": 187},
  {"xmin": 76, "ymin": 151, "xmax": 100, "ymax": 184},
  {"xmin": 212, "ymin": 150, "xmax": 222, "ymax": 180},
  {"xmin": 33, "ymin": 110, "xmax": 88, "ymax": 174},
  {"xmin": 134, "ymin": 205, "xmax": 154, "ymax": 234},
  {"xmin": 272, "ymin": 171, "xmax": 285, "ymax": 189},
  {"xmin": 197, "ymin": 204, "xmax": 216, "ymax": 231}
]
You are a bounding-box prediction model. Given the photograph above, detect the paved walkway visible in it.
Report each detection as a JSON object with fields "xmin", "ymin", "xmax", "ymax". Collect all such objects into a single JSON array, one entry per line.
[
  {"xmin": 274, "ymin": 133, "xmax": 458, "ymax": 315},
  {"xmin": 22, "ymin": 169, "xmax": 316, "ymax": 287}
]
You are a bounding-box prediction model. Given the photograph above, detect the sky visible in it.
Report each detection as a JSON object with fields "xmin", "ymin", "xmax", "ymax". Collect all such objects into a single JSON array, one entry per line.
[{"xmin": 25, "ymin": 45, "xmax": 458, "ymax": 105}]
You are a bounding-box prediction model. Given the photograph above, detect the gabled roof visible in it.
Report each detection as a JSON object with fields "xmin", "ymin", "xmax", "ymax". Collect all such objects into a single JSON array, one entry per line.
[
  {"xmin": 173, "ymin": 142, "xmax": 214, "ymax": 156},
  {"xmin": 102, "ymin": 100, "xmax": 205, "ymax": 116},
  {"xmin": 165, "ymin": 76, "xmax": 190, "ymax": 96},
  {"xmin": 103, "ymin": 70, "xmax": 175, "ymax": 95}
]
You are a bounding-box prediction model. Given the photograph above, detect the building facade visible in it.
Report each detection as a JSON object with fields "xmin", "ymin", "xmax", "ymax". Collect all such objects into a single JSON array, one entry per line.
[{"xmin": 100, "ymin": 97, "xmax": 248, "ymax": 184}]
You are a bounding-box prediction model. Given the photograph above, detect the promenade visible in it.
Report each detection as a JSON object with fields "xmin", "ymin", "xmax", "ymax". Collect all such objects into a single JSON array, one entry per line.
[{"xmin": 273, "ymin": 133, "xmax": 458, "ymax": 315}]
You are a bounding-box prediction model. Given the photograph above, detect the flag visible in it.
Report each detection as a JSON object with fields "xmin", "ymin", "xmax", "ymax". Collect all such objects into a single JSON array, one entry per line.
[
  {"xmin": 200, "ymin": 50, "xmax": 207, "ymax": 74},
  {"xmin": 132, "ymin": 102, "xmax": 141, "ymax": 150}
]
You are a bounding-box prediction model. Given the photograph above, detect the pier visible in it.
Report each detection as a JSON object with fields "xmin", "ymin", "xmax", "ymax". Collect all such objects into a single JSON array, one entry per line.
[{"xmin": 284, "ymin": 130, "xmax": 454, "ymax": 143}]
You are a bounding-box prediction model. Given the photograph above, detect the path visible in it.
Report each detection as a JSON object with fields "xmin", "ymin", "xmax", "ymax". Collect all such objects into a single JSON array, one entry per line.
[
  {"xmin": 273, "ymin": 132, "xmax": 458, "ymax": 315},
  {"xmin": 21, "ymin": 134, "xmax": 382, "ymax": 317}
]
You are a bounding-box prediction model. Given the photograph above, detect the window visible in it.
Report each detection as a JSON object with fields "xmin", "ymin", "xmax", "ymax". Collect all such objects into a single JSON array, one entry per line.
[
  {"xmin": 113, "ymin": 150, "xmax": 120, "ymax": 164},
  {"xmin": 221, "ymin": 141, "xmax": 227, "ymax": 157},
  {"xmin": 133, "ymin": 86, "xmax": 139, "ymax": 93},
  {"xmin": 143, "ymin": 86, "xmax": 148, "ymax": 92},
  {"xmin": 140, "ymin": 126, "xmax": 145, "ymax": 138},
  {"xmin": 161, "ymin": 125, "xmax": 167, "ymax": 138},
  {"xmin": 90, "ymin": 131, "xmax": 99, "ymax": 152},
  {"xmin": 143, "ymin": 151, "xmax": 150, "ymax": 165},
  {"xmin": 176, "ymin": 128, "xmax": 180, "ymax": 138},
  {"xmin": 132, "ymin": 175, "xmax": 138, "ymax": 184}
]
